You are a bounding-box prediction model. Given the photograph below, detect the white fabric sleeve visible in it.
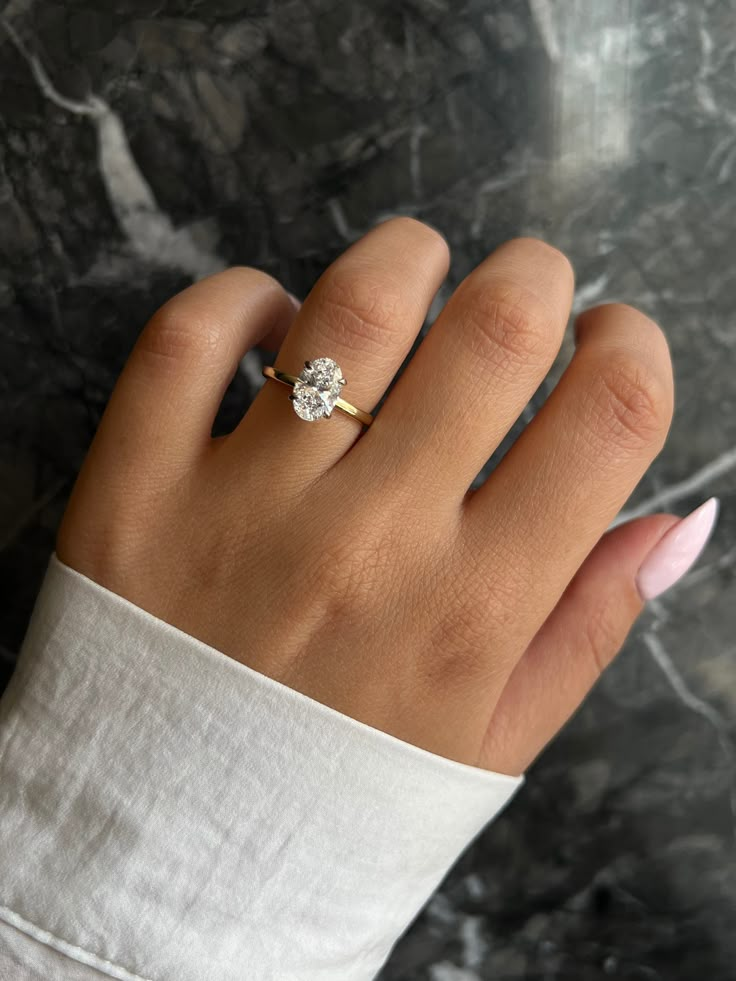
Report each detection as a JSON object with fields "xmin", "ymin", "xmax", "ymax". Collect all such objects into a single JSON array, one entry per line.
[{"xmin": 0, "ymin": 553, "xmax": 524, "ymax": 981}]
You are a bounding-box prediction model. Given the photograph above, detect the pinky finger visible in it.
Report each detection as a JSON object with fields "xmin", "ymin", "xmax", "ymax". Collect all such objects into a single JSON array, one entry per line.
[{"xmin": 479, "ymin": 505, "xmax": 718, "ymax": 776}]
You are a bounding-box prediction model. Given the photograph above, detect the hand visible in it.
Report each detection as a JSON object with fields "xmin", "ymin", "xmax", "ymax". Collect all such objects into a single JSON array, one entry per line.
[{"xmin": 57, "ymin": 219, "xmax": 677, "ymax": 776}]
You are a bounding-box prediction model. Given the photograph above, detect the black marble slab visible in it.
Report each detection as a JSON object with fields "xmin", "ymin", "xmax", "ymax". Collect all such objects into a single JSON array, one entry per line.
[{"xmin": 1, "ymin": 2, "xmax": 735, "ymax": 978}]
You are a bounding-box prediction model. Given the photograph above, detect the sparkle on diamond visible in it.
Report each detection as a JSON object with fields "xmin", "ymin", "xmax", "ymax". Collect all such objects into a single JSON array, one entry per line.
[
  {"xmin": 292, "ymin": 385, "xmax": 328, "ymax": 421},
  {"xmin": 291, "ymin": 358, "xmax": 344, "ymax": 422},
  {"xmin": 301, "ymin": 358, "xmax": 342, "ymax": 394}
]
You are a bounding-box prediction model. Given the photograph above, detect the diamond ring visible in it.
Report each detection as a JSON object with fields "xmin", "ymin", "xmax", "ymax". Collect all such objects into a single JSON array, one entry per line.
[{"xmin": 262, "ymin": 358, "xmax": 374, "ymax": 427}]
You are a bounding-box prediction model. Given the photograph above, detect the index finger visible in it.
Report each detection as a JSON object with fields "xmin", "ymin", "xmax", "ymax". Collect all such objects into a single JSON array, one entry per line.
[{"xmin": 93, "ymin": 268, "xmax": 297, "ymax": 476}]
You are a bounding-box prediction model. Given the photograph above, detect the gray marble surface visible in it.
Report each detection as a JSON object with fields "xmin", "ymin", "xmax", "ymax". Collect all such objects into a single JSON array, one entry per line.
[{"xmin": 1, "ymin": 1, "xmax": 735, "ymax": 978}]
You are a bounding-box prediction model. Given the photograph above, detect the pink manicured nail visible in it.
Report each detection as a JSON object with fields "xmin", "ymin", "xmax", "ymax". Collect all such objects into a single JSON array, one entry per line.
[{"xmin": 636, "ymin": 497, "xmax": 720, "ymax": 600}]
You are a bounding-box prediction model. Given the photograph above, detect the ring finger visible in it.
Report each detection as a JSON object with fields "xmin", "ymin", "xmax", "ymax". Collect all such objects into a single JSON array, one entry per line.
[{"xmin": 237, "ymin": 217, "xmax": 450, "ymax": 481}]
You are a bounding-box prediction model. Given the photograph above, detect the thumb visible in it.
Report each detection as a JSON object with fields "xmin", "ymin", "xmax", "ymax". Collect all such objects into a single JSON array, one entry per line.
[{"xmin": 480, "ymin": 501, "xmax": 719, "ymax": 776}]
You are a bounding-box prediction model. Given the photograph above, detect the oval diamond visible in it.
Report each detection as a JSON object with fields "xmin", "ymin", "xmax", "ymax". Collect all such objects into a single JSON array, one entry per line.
[
  {"xmin": 291, "ymin": 384, "xmax": 329, "ymax": 421},
  {"xmin": 291, "ymin": 358, "xmax": 344, "ymax": 421}
]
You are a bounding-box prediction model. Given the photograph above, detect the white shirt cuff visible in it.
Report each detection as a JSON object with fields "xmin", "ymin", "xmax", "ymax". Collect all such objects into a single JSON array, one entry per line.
[{"xmin": 0, "ymin": 553, "xmax": 524, "ymax": 981}]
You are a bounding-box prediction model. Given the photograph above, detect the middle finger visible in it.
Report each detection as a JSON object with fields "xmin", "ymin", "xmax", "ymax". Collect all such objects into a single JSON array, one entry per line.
[{"xmin": 357, "ymin": 238, "xmax": 575, "ymax": 497}]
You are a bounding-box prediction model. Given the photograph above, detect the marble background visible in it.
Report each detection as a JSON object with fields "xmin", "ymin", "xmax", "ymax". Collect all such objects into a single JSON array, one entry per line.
[{"xmin": 1, "ymin": 1, "xmax": 735, "ymax": 978}]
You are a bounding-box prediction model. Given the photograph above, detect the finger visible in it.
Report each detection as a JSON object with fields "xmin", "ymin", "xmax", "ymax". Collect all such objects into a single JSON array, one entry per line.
[
  {"xmin": 478, "ymin": 514, "xmax": 680, "ymax": 776},
  {"xmin": 463, "ymin": 303, "xmax": 675, "ymax": 653},
  {"xmin": 239, "ymin": 217, "xmax": 450, "ymax": 479},
  {"xmin": 354, "ymin": 238, "xmax": 574, "ymax": 497},
  {"xmin": 97, "ymin": 268, "xmax": 298, "ymax": 475}
]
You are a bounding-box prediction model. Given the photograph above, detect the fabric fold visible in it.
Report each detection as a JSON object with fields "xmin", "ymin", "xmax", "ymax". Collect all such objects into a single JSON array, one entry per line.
[{"xmin": 0, "ymin": 553, "xmax": 523, "ymax": 981}]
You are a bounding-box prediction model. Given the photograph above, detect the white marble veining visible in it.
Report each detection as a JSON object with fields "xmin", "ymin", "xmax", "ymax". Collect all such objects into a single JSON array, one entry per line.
[{"xmin": 0, "ymin": 2, "xmax": 733, "ymax": 978}]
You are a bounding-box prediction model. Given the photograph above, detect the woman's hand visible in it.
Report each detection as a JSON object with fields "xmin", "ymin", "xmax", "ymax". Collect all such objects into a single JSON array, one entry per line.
[{"xmin": 56, "ymin": 219, "xmax": 679, "ymax": 776}]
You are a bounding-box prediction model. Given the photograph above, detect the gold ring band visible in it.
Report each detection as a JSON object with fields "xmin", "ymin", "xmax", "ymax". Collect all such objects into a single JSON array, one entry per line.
[{"xmin": 262, "ymin": 364, "xmax": 373, "ymax": 427}]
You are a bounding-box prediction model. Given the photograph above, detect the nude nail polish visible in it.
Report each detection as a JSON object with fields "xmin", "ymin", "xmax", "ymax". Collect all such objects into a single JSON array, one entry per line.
[{"xmin": 636, "ymin": 497, "xmax": 720, "ymax": 600}]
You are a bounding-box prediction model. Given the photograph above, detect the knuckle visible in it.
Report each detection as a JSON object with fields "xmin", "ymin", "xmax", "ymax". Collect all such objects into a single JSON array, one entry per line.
[
  {"xmin": 581, "ymin": 594, "xmax": 626, "ymax": 679},
  {"xmin": 138, "ymin": 266, "xmax": 285, "ymax": 371},
  {"xmin": 509, "ymin": 237, "xmax": 575, "ymax": 283},
  {"xmin": 220, "ymin": 266, "xmax": 291, "ymax": 311},
  {"xmin": 220, "ymin": 265, "xmax": 280, "ymax": 293},
  {"xmin": 141, "ymin": 306, "xmax": 223, "ymax": 368},
  {"xmin": 591, "ymin": 352, "xmax": 673, "ymax": 451},
  {"xmin": 381, "ymin": 215, "xmax": 450, "ymax": 256},
  {"xmin": 576, "ymin": 303, "xmax": 662, "ymax": 346},
  {"xmin": 458, "ymin": 282, "xmax": 559, "ymax": 372},
  {"xmin": 598, "ymin": 302, "xmax": 656, "ymax": 330},
  {"xmin": 314, "ymin": 265, "xmax": 404, "ymax": 353}
]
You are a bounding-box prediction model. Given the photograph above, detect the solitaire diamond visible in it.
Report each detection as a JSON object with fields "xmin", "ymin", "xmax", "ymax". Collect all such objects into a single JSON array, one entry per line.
[{"xmin": 291, "ymin": 358, "xmax": 346, "ymax": 421}]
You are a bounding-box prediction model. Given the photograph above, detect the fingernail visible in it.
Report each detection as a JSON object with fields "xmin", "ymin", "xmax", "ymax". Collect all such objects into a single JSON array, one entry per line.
[
  {"xmin": 636, "ymin": 497, "xmax": 720, "ymax": 600},
  {"xmin": 287, "ymin": 292, "xmax": 302, "ymax": 312}
]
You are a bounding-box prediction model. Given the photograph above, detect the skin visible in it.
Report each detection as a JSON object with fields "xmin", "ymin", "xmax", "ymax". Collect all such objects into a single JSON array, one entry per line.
[{"xmin": 56, "ymin": 219, "xmax": 677, "ymax": 777}]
